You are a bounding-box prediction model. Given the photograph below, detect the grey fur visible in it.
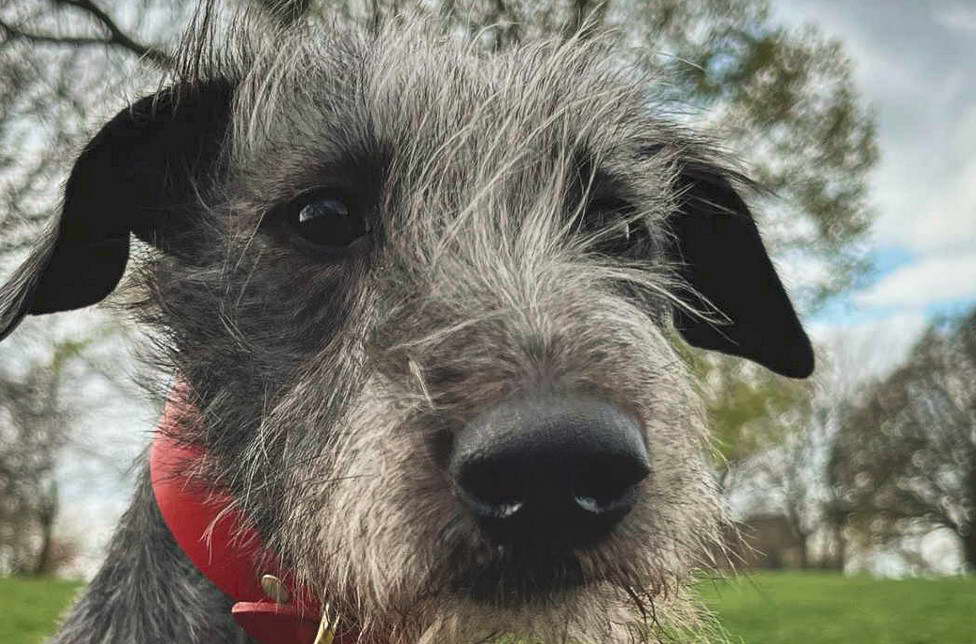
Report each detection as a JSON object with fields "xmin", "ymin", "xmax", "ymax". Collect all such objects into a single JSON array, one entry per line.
[{"xmin": 21, "ymin": 9, "xmax": 808, "ymax": 643}]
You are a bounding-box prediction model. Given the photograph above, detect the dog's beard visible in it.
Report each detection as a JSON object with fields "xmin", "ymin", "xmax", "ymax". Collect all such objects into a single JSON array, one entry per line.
[
  {"xmin": 400, "ymin": 515, "xmax": 707, "ymax": 642},
  {"xmin": 411, "ymin": 586, "xmax": 646, "ymax": 643},
  {"xmin": 301, "ymin": 488, "xmax": 711, "ymax": 643}
]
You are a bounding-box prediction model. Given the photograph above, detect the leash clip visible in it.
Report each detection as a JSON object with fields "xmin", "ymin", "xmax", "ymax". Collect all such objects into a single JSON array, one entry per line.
[{"xmin": 314, "ymin": 602, "xmax": 339, "ymax": 644}]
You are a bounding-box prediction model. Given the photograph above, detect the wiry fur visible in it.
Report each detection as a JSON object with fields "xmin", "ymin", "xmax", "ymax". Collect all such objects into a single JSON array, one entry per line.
[{"xmin": 51, "ymin": 11, "xmax": 743, "ymax": 644}]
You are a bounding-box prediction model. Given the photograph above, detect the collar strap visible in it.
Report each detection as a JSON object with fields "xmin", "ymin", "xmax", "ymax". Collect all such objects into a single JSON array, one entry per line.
[{"xmin": 149, "ymin": 394, "xmax": 354, "ymax": 644}]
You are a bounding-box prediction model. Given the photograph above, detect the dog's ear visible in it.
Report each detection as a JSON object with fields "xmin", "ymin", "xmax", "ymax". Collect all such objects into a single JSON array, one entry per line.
[
  {"xmin": 0, "ymin": 80, "xmax": 234, "ymax": 341},
  {"xmin": 666, "ymin": 156, "xmax": 814, "ymax": 378}
]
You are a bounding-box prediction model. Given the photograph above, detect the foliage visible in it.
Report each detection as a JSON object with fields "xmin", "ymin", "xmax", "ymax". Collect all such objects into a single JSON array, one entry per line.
[
  {"xmin": 832, "ymin": 307, "xmax": 976, "ymax": 568},
  {"xmin": 702, "ymin": 334, "xmax": 895, "ymax": 570},
  {"xmin": 700, "ymin": 357, "xmax": 812, "ymax": 471},
  {"xmin": 701, "ymin": 355, "xmax": 839, "ymax": 568}
]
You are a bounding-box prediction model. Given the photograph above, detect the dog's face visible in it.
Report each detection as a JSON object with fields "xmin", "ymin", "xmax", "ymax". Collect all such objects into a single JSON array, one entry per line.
[{"xmin": 0, "ymin": 21, "xmax": 812, "ymax": 642}]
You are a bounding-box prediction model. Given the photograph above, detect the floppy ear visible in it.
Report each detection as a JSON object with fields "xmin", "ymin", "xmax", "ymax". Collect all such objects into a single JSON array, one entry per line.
[
  {"xmin": 0, "ymin": 80, "xmax": 234, "ymax": 342},
  {"xmin": 667, "ymin": 157, "xmax": 815, "ymax": 378}
]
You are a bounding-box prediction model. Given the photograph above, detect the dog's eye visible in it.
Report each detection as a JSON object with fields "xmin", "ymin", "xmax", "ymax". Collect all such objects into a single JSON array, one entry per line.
[{"xmin": 290, "ymin": 196, "xmax": 368, "ymax": 247}]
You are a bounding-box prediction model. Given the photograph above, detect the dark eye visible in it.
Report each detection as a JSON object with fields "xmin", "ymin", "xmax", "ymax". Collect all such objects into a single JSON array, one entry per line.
[{"xmin": 290, "ymin": 196, "xmax": 369, "ymax": 247}]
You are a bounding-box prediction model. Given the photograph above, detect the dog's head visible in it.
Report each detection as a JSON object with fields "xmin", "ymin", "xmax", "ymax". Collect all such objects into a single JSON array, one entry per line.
[{"xmin": 0, "ymin": 16, "xmax": 812, "ymax": 642}]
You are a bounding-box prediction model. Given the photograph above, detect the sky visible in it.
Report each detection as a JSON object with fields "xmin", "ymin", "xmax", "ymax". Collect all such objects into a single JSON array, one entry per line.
[{"xmin": 771, "ymin": 0, "xmax": 976, "ymax": 370}]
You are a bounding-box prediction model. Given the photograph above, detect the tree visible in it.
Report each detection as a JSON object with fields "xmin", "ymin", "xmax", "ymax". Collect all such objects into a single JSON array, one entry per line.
[
  {"xmin": 704, "ymin": 360, "xmax": 836, "ymax": 569},
  {"xmin": 832, "ymin": 308, "xmax": 976, "ymax": 571},
  {"xmin": 703, "ymin": 359, "xmax": 810, "ymax": 489},
  {"xmin": 0, "ymin": 1, "xmax": 181, "ymax": 256},
  {"xmin": 0, "ymin": 336, "xmax": 81, "ymax": 574},
  {"xmin": 707, "ymin": 329, "xmax": 897, "ymax": 571}
]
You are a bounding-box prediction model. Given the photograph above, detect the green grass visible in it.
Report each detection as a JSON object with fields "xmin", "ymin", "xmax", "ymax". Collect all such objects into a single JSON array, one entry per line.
[
  {"xmin": 698, "ymin": 572, "xmax": 976, "ymax": 644},
  {"xmin": 2, "ymin": 573, "xmax": 975, "ymax": 643},
  {"xmin": 0, "ymin": 577, "xmax": 82, "ymax": 644}
]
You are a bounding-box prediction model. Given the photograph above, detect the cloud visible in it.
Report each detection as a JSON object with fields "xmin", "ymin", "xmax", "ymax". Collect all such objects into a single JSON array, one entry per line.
[
  {"xmin": 880, "ymin": 102, "xmax": 976, "ymax": 253},
  {"xmin": 854, "ymin": 251, "xmax": 976, "ymax": 308},
  {"xmin": 773, "ymin": 0, "xmax": 976, "ymax": 258},
  {"xmin": 933, "ymin": 3, "xmax": 976, "ymax": 32},
  {"xmin": 808, "ymin": 310, "xmax": 929, "ymax": 381}
]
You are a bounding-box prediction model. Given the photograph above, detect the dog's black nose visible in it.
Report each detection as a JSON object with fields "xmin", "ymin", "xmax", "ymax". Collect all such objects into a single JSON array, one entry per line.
[{"xmin": 449, "ymin": 393, "xmax": 649, "ymax": 548}]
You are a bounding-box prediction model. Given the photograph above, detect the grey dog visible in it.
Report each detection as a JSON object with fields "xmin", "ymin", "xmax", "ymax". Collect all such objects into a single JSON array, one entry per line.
[{"xmin": 0, "ymin": 8, "xmax": 813, "ymax": 643}]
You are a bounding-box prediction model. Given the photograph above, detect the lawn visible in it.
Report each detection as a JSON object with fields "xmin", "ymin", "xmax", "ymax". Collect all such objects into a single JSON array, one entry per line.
[
  {"xmin": 2, "ymin": 572, "xmax": 973, "ymax": 643},
  {"xmin": 0, "ymin": 577, "xmax": 81, "ymax": 644},
  {"xmin": 699, "ymin": 572, "xmax": 976, "ymax": 644}
]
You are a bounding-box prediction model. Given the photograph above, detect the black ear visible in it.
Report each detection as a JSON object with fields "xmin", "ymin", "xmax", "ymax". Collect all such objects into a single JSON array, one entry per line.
[
  {"xmin": 668, "ymin": 158, "xmax": 815, "ymax": 378},
  {"xmin": 0, "ymin": 80, "xmax": 233, "ymax": 341}
]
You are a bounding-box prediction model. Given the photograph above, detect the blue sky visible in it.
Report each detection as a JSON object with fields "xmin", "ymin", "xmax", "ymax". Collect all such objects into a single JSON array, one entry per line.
[{"xmin": 771, "ymin": 0, "xmax": 976, "ymax": 366}]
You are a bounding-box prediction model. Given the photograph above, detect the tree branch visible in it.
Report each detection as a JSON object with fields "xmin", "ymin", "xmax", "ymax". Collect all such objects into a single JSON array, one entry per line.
[
  {"xmin": 1, "ymin": 20, "xmax": 104, "ymax": 48},
  {"xmin": 0, "ymin": 0, "xmax": 175, "ymax": 68}
]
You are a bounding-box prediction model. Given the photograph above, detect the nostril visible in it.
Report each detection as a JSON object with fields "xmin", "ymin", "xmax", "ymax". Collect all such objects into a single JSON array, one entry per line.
[
  {"xmin": 574, "ymin": 482, "xmax": 640, "ymax": 515},
  {"xmin": 457, "ymin": 486, "xmax": 524, "ymax": 519},
  {"xmin": 455, "ymin": 458, "xmax": 529, "ymax": 519},
  {"xmin": 573, "ymin": 458, "xmax": 649, "ymax": 514}
]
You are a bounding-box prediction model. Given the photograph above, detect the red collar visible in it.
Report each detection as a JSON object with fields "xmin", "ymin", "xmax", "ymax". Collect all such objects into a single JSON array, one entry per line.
[{"xmin": 149, "ymin": 394, "xmax": 357, "ymax": 644}]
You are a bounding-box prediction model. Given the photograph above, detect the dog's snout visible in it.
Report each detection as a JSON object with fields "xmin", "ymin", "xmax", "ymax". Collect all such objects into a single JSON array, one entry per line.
[{"xmin": 449, "ymin": 393, "xmax": 649, "ymax": 548}]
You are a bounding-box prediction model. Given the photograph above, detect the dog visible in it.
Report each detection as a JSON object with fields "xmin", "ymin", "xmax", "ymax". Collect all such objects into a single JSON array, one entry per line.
[{"xmin": 0, "ymin": 8, "xmax": 813, "ymax": 643}]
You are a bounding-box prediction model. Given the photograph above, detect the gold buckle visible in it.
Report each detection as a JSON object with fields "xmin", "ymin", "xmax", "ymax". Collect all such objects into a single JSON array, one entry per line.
[{"xmin": 313, "ymin": 602, "xmax": 339, "ymax": 644}]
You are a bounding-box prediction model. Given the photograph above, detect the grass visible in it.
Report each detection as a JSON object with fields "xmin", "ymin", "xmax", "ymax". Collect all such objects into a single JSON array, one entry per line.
[
  {"xmin": 0, "ymin": 577, "xmax": 82, "ymax": 644},
  {"xmin": 2, "ymin": 572, "xmax": 974, "ymax": 643},
  {"xmin": 699, "ymin": 571, "xmax": 976, "ymax": 644}
]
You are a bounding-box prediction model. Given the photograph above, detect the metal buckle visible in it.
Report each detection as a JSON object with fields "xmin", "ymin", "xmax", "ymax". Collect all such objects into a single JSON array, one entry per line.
[{"xmin": 313, "ymin": 602, "xmax": 339, "ymax": 644}]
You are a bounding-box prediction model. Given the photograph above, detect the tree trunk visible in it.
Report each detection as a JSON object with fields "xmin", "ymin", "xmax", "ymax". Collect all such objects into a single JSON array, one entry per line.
[
  {"xmin": 965, "ymin": 464, "xmax": 976, "ymax": 571},
  {"xmin": 962, "ymin": 525, "xmax": 976, "ymax": 572},
  {"xmin": 832, "ymin": 522, "xmax": 847, "ymax": 571},
  {"xmin": 32, "ymin": 515, "xmax": 55, "ymax": 576},
  {"xmin": 31, "ymin": 482, "xmax": 59, "ymax": 575},
  {"xmin": 797, "ymin": 536, "xmax": 810, "ymax": 569}
]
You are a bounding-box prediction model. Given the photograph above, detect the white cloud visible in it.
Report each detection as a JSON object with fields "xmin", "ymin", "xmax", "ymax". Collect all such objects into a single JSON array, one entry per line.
[
  {"xmin": 879, "ymin": 101, "xmax": 976, "ymax": 253},
  {"xmin": 933, "ymin": 3, "xmax": 976, "ymax": 33},
  {"xmin": 809, "ymin": 310, "xmax": 929, "ymax": 381},
  {"xmin": 774, "ymin": 0, "xmax": 976, "ymax": 257},
  {"xmin": 854, "ymin": 251, "xmax": 976, "ymax": 308}
]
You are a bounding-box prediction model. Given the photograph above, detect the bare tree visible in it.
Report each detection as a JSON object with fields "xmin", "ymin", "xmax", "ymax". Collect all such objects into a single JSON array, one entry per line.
[
  {"xmin": 0, "ymin": 0, "xmax": 191, "ymax": 576},
  {"xmin": 0, "ymin": 1, "xmax": 181, "ymax": 255},
  {"xmin": 713, "ymin": 330, "xmax": 899, "ymax": 571},
  {"xmin": 0, "ymin": 335, "xmax": 78, "ymax": 574},
  {"xmin": 832, "ymin": 308, "xmax": 976, "ymax": 571},
  {"xmin": 707, "ymin": 365, "xmax": 826, "ymax": 568}
]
